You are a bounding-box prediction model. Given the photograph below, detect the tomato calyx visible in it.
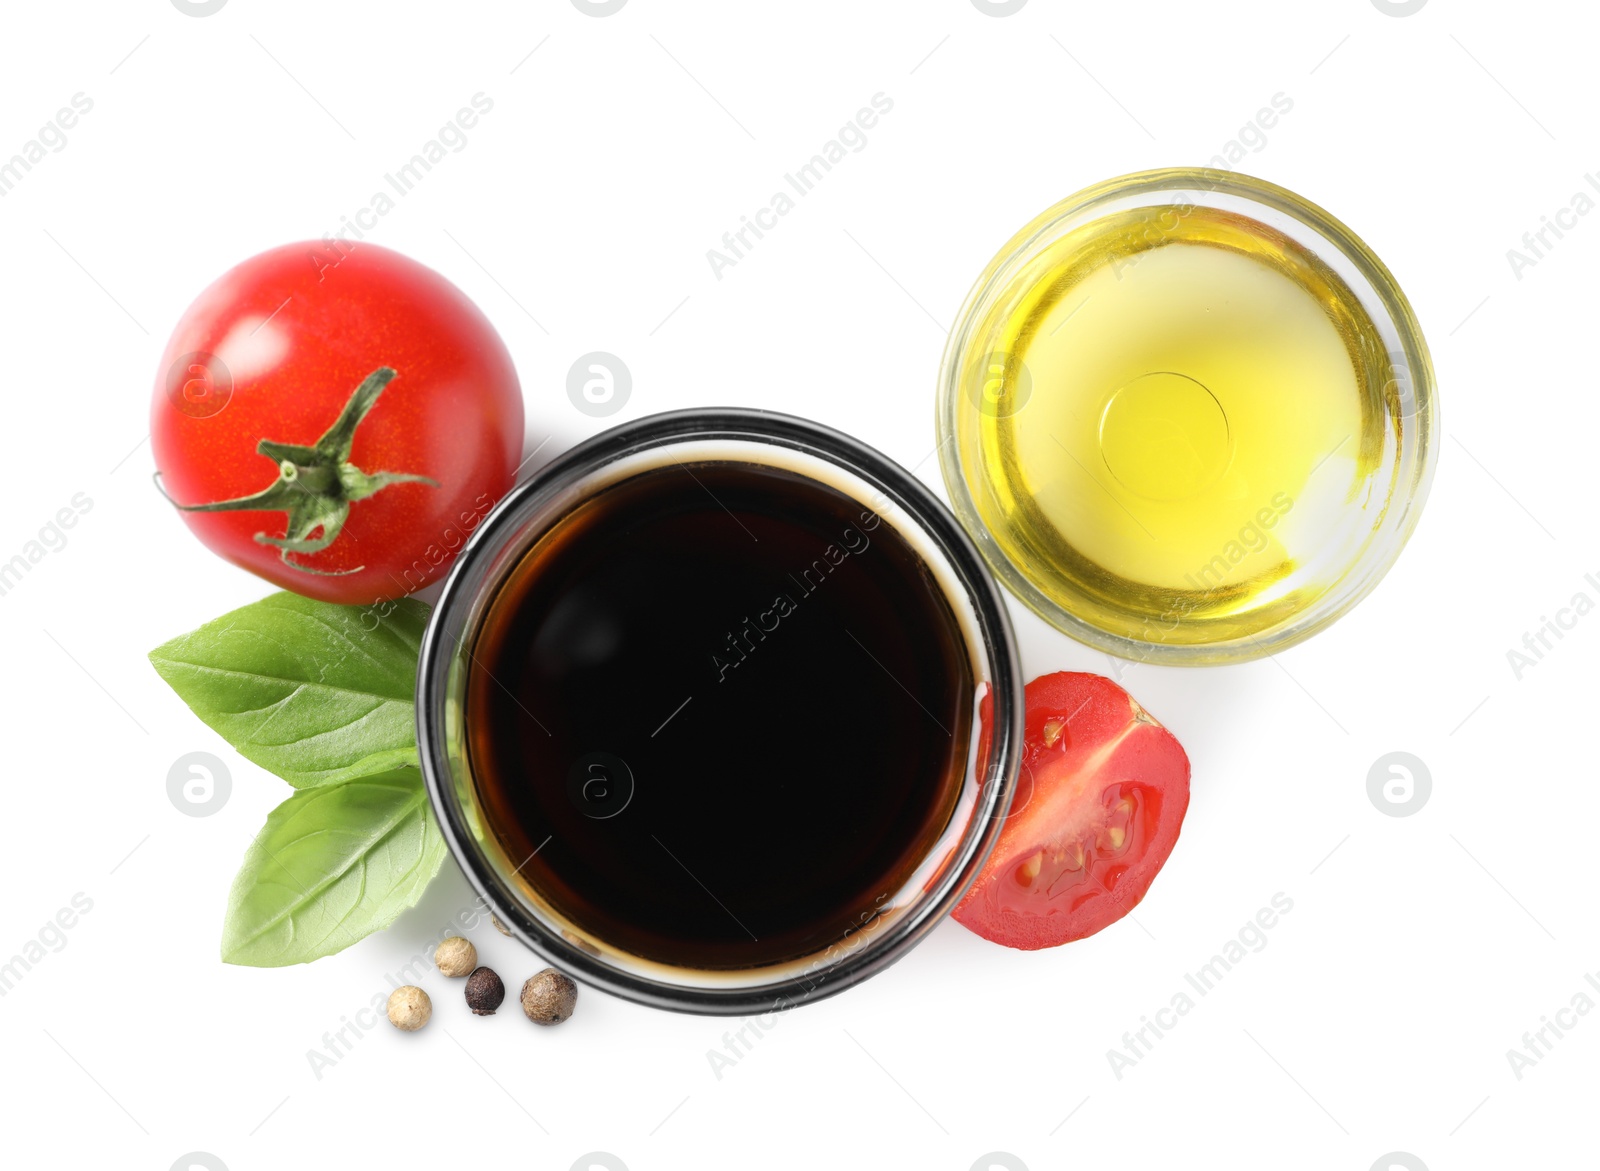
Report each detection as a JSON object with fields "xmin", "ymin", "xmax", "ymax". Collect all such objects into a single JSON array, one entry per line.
[{"xmin": 155, "ymin": 367, "xmax": 439, "ymax": 576}]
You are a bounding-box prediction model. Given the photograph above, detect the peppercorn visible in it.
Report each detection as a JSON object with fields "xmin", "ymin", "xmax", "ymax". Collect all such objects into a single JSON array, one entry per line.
[
  {"xmin": 435, "ymin": 936, "xmax": 477, "ymax": 978},
  {"xmin": 520, "ymin": 968, "xmax": 578, "ymax": 1026},
  {"xmin": 386, "ymin": 985, "xmax": 431, "ymax": 1032},
  {"xmin": 465, "ymin": 966, "xmax": 505, "ymax": 1015}
]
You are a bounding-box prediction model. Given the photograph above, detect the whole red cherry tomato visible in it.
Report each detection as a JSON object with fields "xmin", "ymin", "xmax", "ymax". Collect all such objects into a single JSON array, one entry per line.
[{"xmin": 151, "ymin": 241, "xmax": 522, "ymax": 606}]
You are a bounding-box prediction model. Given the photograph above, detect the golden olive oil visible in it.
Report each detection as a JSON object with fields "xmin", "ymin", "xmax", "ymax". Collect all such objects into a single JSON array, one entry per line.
[{"xmin": 953, "ymin": 205, "xmax": 1399, "ymax": 649}]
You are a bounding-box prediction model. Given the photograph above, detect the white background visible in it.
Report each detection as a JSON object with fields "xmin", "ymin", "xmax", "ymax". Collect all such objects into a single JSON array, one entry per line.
[{"xmin": 0, "ymin": 1, "xmax": 1592, "ymax": 1168}]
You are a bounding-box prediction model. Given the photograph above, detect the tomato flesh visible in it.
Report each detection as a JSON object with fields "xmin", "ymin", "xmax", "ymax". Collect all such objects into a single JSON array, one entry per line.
[{"xmin": 954, "ymin": 672, "xmax": 1190, "ymax": 950}]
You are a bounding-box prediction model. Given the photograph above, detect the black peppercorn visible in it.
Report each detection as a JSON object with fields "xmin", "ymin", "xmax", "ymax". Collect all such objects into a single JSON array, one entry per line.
[{"xmin": 464, "ymin": 966, "xmax": 505, "ymax": 1015}]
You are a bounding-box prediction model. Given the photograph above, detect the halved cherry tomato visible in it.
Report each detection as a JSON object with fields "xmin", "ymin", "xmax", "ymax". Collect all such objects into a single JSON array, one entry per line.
[{"xmin": 955, "ymin": 672, "xmax": 1190, "ymax": 950}]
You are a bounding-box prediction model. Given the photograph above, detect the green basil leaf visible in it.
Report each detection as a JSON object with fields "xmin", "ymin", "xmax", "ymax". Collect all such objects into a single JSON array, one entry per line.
[
  {"xmin": 222, "ymin": 768, "xmax": 447, "ymax": 967},
  {"xmin": 148, "ymin": 592, "xmax": 428, "ymax": 788}
]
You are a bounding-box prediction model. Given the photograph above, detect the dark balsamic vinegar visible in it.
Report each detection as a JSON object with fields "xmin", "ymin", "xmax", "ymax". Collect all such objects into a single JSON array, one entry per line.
[{"xmin": 467, "ymin": 461, "xmax": 975, "ymax": 969}]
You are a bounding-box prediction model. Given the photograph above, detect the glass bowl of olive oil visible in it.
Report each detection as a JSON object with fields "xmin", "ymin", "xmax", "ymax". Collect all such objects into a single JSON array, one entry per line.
[{"xmin": 938, "ymin": 168, "xmax": 1437, "ymax": 665}]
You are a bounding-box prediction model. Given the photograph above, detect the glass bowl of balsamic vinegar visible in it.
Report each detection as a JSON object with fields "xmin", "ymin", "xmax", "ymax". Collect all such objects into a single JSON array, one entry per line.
[{"xmin": 418, "ymin": 410, "xmax": 1023, "ymax": 1015}]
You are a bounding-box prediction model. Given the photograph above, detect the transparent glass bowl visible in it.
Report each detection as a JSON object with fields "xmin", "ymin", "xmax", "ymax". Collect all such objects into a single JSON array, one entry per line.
[
  {"xmin": 937, "ymin": 168, "xmax": 1439, "ymax": 665},
  {"xmin": 417, "ymin": 409, "xmax": 1023, "ymax": 1015}
]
